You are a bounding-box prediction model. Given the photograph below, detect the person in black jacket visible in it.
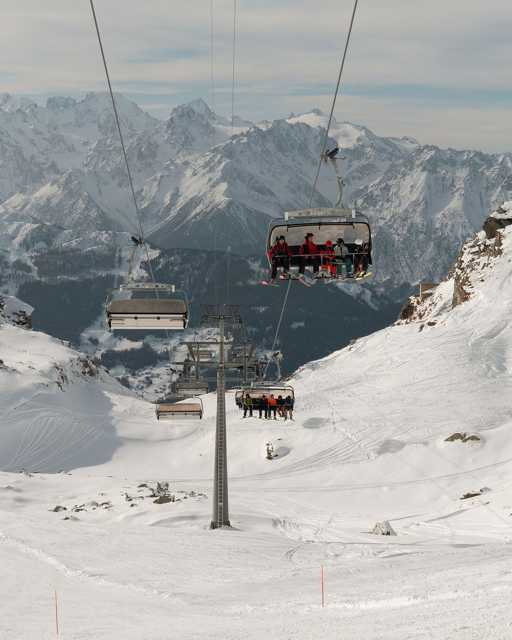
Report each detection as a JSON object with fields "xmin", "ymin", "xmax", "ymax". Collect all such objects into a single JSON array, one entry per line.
[
  {"xmin": 285, "ymin": 395, "xmax": 294, "ymax": 420},
  {"xmin": 259, "ymin": 395, "xmax": 268, "ymax": 419}
]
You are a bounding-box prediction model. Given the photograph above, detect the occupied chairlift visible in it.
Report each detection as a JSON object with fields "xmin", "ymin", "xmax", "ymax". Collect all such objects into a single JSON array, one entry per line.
[
  {"xmin": 156, "ymin": 397, "xmax": 204, "ymax": 420},
  {"xmin": 235, "ymin": 384, "xmax": 295, "ymax": 409},
  {"xmin": 266, "ymin": 148, "xmax": 372, "ymax": 282}
]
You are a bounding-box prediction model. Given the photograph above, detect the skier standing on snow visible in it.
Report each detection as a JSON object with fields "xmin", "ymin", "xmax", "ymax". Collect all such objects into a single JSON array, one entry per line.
[
  {"xmin": 243, "ymin": 393, "xmax": 253, "ymax": 418},
  {"xmin": 268, "ymin": 394, "xmax": 278, "ymax": 420},
  {"xmin": 285, "ymin": 394, "xmax": 294, "ymax": 420},
  {"xmin": 260, "ymin": 395, "xmax": 268, "ymax": 419}
]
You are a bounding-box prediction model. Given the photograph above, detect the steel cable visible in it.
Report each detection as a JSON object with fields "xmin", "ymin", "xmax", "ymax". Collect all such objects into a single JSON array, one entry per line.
[{"xmin": 266, "ymin": 0, "xmax": 359, "ymax": 380}]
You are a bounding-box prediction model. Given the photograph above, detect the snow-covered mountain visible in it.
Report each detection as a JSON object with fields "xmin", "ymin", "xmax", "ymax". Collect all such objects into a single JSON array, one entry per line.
[
  {"xmin": 0, "ymin": 293, "xmax": 138, "ymax": 472},
  {"xmin": 1, "ymin": 92, "xmax": 510, "ymax": 290},
  {"xmin": 2, "ymin": 210, "xmax": 512, "ymax": 639}
]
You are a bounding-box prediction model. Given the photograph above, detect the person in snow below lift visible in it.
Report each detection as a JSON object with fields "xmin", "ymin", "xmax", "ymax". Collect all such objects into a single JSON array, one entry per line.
[
  {"xmin": 260, "ymin": 394, "xmax": 268, "ymax": 419},
  {"xmin": 276, "ymin": 394, "xmax": 285, "ymax": 418},
  {"xmin": 268, "ymin": 235, "xmax": 292, "ymax": 283},
  {"xmin": 285, "ymin": 394, "xmax": 294, "ymax": 420},
  {"xmin": 243, "ymin": 393, "xmax": 253, "ymax": 418},
  {"xmin": 334, "ymin": 237, "xmax": 353, "ymax": 277},
  {"xmin": 268, "ymin": 394, "xmax": 278, "ymax": 420},
  {"xmin": 320, "ymin": 239, "xmax": 336, "ymax": 277},
  {"xmin": 299, "ymin": 232, "xmax": 320, "ymax": 276}
]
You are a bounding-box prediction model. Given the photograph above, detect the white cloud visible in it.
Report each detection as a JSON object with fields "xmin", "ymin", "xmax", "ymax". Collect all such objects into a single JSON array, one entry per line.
[{"xmin": 2, "ymin": 0, "xmax": 512, "ymax": 151}]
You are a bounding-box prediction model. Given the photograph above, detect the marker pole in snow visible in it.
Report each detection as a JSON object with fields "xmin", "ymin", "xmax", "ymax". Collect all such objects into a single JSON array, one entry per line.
[
  {"xmin": 321, "ymin": 566, "xmax": 325, "ymax": 608},
  {"xmin": 202, "ymin": 305, "xmax": 242, "ymax": 529},
  {"xmin": 54, "ymin": 589, "xmax": 60, "ymax": 637}
]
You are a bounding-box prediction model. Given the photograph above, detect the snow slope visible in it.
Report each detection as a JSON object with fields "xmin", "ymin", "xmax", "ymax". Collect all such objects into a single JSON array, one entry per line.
[{"xmin": 2, "ymin": 223, "xmax": 512, "ymax": 638}]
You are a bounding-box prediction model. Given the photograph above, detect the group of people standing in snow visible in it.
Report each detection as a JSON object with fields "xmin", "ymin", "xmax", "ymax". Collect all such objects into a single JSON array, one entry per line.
[
  {"xmin": 242, "ymin": 393, "xmax": 294, "ymax": 421},
  {"xmin": 268, "ymin": 232, "xmax": 370, "ymax": 282}
]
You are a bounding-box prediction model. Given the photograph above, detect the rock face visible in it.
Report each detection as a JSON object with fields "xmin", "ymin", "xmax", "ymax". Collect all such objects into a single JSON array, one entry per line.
[
  {"xmin": 0, "ymin": 295, "xmax": 33, "ymax": 328},
  {"xmin": 371, "ymin": 520, "xmax": 396, "ymax": 536},
  {"xmin": 452, "ymin": 231, "xmax": 503, "ymax": 307},
  {"xmin": 483, "ymin": 202, "xmax": 512, "ymax": 239},
  {"xmin": 396, "ymin": 201, "xmax": 512, "ymax": 326}
]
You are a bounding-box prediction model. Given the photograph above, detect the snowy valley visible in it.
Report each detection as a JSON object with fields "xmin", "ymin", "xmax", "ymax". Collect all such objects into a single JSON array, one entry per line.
[{"xmin": 1, "ymin": 204, "xmax": 512, "ymax": 638}]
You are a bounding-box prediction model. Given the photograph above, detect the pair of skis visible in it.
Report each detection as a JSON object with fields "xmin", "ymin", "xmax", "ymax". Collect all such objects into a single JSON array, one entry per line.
[
  {"xmin": 261, "ymin": 271, "xmax": 373, "ymax": 287},
  {"xmin": 261, "ymin": 273, "xmax": 314, "ymax": 287}
]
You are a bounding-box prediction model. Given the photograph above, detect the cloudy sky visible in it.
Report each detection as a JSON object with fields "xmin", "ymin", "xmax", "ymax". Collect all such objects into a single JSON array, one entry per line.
[{"xmin": 2, "ymin": 0, "xmax": 512, "ymax": 151}]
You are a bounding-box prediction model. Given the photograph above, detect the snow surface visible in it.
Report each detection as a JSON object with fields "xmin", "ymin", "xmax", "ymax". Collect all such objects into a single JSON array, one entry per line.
[
  {"xmin": 490, "ymin": 200, "xmax": 512, "ymax": 219},
  {"xmin": 2, "ymin": 227, "xmax": 512, "ymax": 638}
]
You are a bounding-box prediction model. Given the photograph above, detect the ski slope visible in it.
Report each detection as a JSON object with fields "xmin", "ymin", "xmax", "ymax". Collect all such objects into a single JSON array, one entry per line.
[{"xmin": 2, "ymin": 228, "xmax": 512, "ymax": 639}]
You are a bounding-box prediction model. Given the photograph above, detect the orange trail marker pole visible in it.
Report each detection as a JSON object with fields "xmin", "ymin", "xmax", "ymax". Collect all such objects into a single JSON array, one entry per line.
[{"xmin": 321, "ymin": 565, "xmax": 325, "ymax": 608}]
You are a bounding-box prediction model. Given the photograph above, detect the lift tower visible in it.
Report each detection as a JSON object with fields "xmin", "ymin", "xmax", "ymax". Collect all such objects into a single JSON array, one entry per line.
[{"xmin": 201, "ymin": 305, "xmax": 242, "ymax": 529}]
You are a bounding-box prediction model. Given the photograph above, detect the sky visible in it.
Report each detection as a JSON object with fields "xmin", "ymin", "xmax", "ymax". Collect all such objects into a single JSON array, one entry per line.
[{"xmin": 2, "ymin": 0, "xmax": 512, "ymax": 152}]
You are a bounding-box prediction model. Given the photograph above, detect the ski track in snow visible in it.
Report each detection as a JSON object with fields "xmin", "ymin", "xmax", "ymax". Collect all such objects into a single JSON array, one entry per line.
[{"xmin": 3, "ymin": 230, "xmax": 512, "ymax": 637}]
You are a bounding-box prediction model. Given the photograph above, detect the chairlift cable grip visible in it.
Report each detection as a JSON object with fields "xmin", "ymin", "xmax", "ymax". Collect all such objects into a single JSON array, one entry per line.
[{"xmin": 309, "ymin": 0, "xmax": 359, "ymax": 208}]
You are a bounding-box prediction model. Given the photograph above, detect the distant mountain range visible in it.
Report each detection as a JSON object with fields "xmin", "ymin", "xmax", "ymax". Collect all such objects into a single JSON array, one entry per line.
[
  {"xmin": 1, "ymin": 92, "xmax": 510, "ymax": 286},
  {"xmin": 0, "ymin": 91, "xmax": 510, "ymax": 379}
]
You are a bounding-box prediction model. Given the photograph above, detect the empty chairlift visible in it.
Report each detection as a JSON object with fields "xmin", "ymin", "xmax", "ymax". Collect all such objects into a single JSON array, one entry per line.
[
  {"xmin": 156, "ymin": 398, "xmax": 204, "ymax": 420},
  {"xmin": 106, "ymin": 282, "xmax": 188, "ymax": 331},
  {"xmin": 174, "ymin": 378, "xmax": 209, "ymax": 398}
]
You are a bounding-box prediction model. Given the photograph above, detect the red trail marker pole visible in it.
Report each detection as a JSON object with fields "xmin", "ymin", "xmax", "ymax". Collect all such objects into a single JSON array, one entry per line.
[{"xmin": 54, "ymin": 589, "xmax": 60, "ymax": 638}]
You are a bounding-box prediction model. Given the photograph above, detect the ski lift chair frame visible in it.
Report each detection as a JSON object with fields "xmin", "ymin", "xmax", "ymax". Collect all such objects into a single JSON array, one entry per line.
[
  {"xmin": 174, "ymin": 379, "xmax": 209, "ymax": 397},
  {"xmin": 266, "ymin": 208, "xmax": 372, "ymax": 281},
  {"xmin": 156, "ymin": 397, "xmax": 204, "ymax": 420},
  {"xmin": 106, "ymin": 282, "xmax": 189, "ymax": 331},
  {"xmin": 235, "ymin": 383, "xmax": 295, "ymax": 409}
]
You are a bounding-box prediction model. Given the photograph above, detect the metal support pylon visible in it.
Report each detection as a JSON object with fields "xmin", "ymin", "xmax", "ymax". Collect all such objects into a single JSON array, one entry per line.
[
  {"xmin": 201, "ymin": 305, "xmax": 241, "ymax": 530},
  {"xmin": 211, "ymin": 316, "xmax": 230, "ymax": 529}
]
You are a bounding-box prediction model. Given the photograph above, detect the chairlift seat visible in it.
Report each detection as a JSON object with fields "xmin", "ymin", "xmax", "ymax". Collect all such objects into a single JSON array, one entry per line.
[
  {"xmin": 174, "ymin": 380, "xmax": 209, "ymax": 397},
  {"xmin": 156, "ymin": 401, "xmax": 203, "ymax": 420},
  {"xmin": 267, "ymin": 209, "xmax": 372, "ymax": 280},
  {"xmin": 107, "ymin": 298, "xmax": 188, "ymax": 331}
]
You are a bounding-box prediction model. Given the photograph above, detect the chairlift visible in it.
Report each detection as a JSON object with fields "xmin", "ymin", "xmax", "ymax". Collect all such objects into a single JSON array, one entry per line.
[
  {"xmin": 235, "ymin": 383, "xmax": 295, "ymax": 409},
  {"xmin": 156, "ymin": 398, "xmax": 203, "ymax": 420},
  {"xmin": 266, "ymin": 149, "xmax": 372, "ymax": 282},
  {"xmin": 174, "ymin": 378, "xmax": 209, "ymax": 397},
  {"xmin": 106, "ymin": 282, "xmax": 189, "ymax": 331}
]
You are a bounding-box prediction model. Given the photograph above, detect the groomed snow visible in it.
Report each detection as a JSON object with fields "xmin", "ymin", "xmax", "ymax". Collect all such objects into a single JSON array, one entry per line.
[{"xmin": 2, "ymin": 230, "xmax": 512, "ymax": 638}]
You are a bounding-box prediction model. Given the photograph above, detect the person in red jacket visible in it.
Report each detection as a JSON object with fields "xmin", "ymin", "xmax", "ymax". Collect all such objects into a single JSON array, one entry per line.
[
  {"xmin": 268, "ymin": 235, "xmax": 292, "ymax": 282},
  {"xmin": 320, "ymin": 239, "xmax": 336, "ymax": 276},
  {"xmin": 299, "ymin": 232, "xmax": 320, "ymax": 275}
]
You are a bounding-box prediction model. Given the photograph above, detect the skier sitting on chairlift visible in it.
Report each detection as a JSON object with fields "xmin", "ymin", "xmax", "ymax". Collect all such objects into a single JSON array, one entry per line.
[
  {"xmin": 320, "ymin": 239, "xmax": 336, "ymax": 276},
  {"xmin": 268, "ymin": 235, "xmax": 292, "ymax": 282},
  {"xmin": 354, "ymin": 239, "xmax": 369, "ymax": 278},
  {"xmin": 299, "ymin": 233, "xmax": 320, "ymax": 275},
  {"xmin": 334, "ymin": 238, "xmax": 353, "ymax": 277}
]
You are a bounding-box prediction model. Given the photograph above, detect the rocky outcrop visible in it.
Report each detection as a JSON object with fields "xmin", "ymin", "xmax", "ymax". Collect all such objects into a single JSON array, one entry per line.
[
  {"xmin": 452, "ymin": 231, "xmax": 503, "ymax": 307},
  {"xmin": 0, "ymin": 295, "xmax": 33, "ymax": 328}
]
